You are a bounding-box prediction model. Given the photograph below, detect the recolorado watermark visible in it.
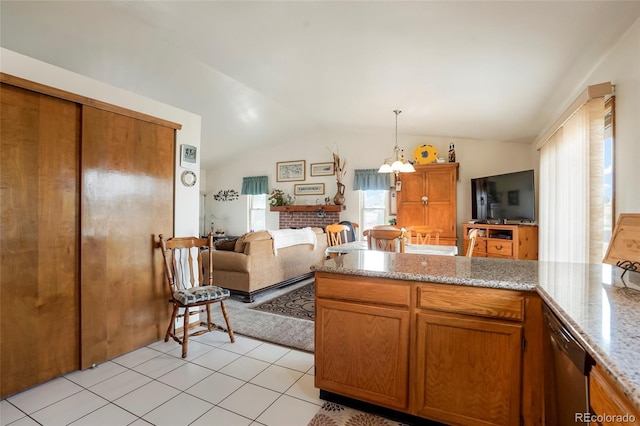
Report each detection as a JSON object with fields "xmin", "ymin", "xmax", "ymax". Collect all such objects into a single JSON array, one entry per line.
[{"xmin": 575, "ymin": 412, "xmax": 636, "ymax": 423}]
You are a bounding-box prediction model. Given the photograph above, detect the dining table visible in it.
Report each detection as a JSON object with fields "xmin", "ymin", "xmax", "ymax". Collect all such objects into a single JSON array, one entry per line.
[{"xmin": 325, "ymin": 240, "xmax": 458, "ymax": 256}]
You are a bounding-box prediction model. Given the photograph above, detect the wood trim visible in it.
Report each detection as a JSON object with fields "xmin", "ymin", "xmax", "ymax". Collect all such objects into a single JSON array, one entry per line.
[
  {"xmin": 1, "ymin": 73, "xmax": 182, "ymax": 130},
  {"xmin": 535, "ymin": 82, "xmax": 612, "ymax": 150}
]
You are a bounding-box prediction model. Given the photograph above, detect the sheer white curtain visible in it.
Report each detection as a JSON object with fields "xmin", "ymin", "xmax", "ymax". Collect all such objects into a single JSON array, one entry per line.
[{"xmin": 539, "ymin": 98, "xmax": 604, "ymax": 263}]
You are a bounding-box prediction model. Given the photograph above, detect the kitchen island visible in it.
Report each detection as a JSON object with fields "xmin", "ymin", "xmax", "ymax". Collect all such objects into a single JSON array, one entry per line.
[{"xmin": 311, "ymin": 251, "xmax": 640, "ymax": 425}]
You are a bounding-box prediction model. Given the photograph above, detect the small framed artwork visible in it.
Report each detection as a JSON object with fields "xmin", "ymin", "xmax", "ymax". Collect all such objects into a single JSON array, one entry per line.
[
  {"xmin": 277, "ymin": 160, "xmax": 306, "ymax": 182},
  {"xmin": 180, "ymin": 144, "xmax": 197, "ymax": 168},
  {"xmin": 310, "ymin": 162, "xmax": 334, "ymax": 177},
  {"xmin": 294, "ymin": 183, "xmax": 325, "ymax": 196},
  {"xmin": 389, "ymin": 187, "xmax": 398, "ymax": 215}
]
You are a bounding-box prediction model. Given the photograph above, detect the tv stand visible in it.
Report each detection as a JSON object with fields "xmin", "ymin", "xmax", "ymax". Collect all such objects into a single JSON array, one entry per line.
[{"xmin": 464, "ymin": 223, "xmax": 538, "ymax": 260}]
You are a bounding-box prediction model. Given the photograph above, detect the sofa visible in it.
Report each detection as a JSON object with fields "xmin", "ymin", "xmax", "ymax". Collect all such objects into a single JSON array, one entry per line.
[{"xmin": 203, "ymin": 227, "xmax": 328, "ymax": 302}]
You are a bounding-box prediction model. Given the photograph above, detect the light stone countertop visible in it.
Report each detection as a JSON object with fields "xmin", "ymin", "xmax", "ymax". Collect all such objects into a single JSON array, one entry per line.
[{"xmin": 311, "ymin": 251, "xmax": 640, "ymax": 411}]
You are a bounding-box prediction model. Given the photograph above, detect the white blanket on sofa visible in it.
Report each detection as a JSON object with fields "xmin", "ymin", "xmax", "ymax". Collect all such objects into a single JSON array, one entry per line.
[{"xmin": 267, "ymin": 227, "xmax": 317, "ymax": 255}]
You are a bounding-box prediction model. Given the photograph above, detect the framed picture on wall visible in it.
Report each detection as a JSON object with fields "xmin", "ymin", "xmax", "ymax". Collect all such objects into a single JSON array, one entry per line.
[
  {"xmin": 310, "ymin": 162, "xmax": 334, "ymax": 176},
  {"xmin": 294, "ymin": 183, "xmax": 325, "ymax": 196},
  {"xmin": 277, "ymin": 160, "xmax": 306, "ymax": 182}
]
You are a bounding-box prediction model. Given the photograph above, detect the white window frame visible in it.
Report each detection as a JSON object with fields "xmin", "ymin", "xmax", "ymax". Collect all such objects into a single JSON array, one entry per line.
[
  {"xmin": 359, "ymin": 189, "xmax": 389, "ymax": 234},
  {"xmin": 248, "ymin": 194, "xmax": 267, "ymax": 232}
]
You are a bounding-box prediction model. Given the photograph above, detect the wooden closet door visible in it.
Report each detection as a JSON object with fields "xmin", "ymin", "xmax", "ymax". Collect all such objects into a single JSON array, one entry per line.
[
  {"xmin": 80, "ymin": 106, "xmax": 174, "ymax": 368},
  {"xmin": 1, "ymin": 84, "xmax": 80, "ymax": 397}
]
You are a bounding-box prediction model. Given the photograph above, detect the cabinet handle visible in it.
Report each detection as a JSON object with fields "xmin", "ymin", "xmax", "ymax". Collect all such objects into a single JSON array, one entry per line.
[
  {"xmin": 421, "ymin": 196, "xmax": 428, "ymax": 205},
  {"xmin": 496, "ymin": 245, "xmax": 503, "ymax": 250}
]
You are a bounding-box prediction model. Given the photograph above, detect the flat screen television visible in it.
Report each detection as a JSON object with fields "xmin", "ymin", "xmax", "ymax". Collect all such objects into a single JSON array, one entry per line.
[{"xmin": 471, "ymin": 169, "xmax": 535, "ymax": 223}]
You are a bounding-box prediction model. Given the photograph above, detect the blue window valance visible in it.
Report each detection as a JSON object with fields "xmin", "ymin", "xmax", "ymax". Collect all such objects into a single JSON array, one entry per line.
[
  {"xmin": 353, "ymin": 169, "xmax": 391, "ymax": 191},
  {"xmin": 241, "ymin": 176, "xmax": 268, "ymax": 195}
]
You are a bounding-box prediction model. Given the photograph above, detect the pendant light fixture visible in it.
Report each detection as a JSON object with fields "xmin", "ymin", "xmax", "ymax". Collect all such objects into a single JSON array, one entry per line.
[{"xmin": 378, "ymin": 110, "xmax": 416, "ymax": 175}]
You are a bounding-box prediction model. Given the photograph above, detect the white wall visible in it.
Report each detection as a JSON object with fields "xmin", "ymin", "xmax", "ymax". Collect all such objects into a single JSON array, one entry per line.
[
  {"xmin": 583, "ymin": 17, "xmax": 640, "ymax": 216},
  {"xmin": 205, "ymin": 129, "xmax": 537, "ymax": 252},
  {"xmin": 1, "ymin": 48, "xmax": 202, "ymax": 236}
]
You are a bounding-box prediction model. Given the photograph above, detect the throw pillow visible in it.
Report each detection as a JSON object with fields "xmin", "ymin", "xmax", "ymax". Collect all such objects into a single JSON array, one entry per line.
[{"xmin": 215, "ymin": 238, "xmax": 237, "ymax": 251}]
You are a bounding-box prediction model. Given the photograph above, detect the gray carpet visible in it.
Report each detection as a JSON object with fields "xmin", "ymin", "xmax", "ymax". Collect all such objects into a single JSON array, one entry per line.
[{"xmin": 210, "ymin": 278, "xmax": 315, "ymax": 353}]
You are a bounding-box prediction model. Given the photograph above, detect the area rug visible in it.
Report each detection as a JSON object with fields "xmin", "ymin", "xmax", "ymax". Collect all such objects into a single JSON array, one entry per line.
[
  {"xmin": 209, "ymin": 279, "xmax": 315, "ymax": 353},
  {"xmin": 308, "ymin": 402, "xmax": 409, "ymax": 426},
  {"xmin": 252, "ymin": 282, "xmax": 314, "ymax": 321}
]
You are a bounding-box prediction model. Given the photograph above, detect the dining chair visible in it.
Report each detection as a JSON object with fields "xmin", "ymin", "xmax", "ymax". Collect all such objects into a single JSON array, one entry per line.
[
  {"xmin": 338, "ymin": 221, "xmax": 359, "ymax": 241},
  {"xmin": 326, "ymin": 223, "xmax": 351, "ymax": 247},
  {"xmin": 405, "ymin": 225, "xmax": 444, "ymax": 245},
  {"xmin": 364, "ymin": 228, "xmax": 406, "ymax": 253},
  {"xmin": 466, "ymin": 228, "xmax": 479, "ymax": 257},
  {"xmin": 158, "ymin": 233, "xmax": 235, "ymax": 358}
]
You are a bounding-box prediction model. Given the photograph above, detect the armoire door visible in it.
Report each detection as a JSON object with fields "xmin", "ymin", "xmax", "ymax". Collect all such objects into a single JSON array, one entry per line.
[
  {"xmin": 80, "ymin": 106, "xmax": 175, "ymax": 368},
  {"xmin": 1, "ymin": 84, "xmax": 81, "ymax": 397}
]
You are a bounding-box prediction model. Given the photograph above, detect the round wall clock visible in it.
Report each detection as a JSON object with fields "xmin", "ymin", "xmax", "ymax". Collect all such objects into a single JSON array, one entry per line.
[
  {"xmin": 181, "ymin": 170, "xmax": 197, "ymax": 187},
  {"xmin": 413, "ymin": 144, "xmax": 438, "ymax": 164}
]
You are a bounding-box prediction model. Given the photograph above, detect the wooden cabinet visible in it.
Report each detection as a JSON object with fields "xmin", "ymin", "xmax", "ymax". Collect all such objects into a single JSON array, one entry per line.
[
  {"xmin": 315, "ymin": 274, "xmax": 411, "ymax": 411},
  {"xmin": 590, "ymin": 364, "xmax": 640, "ymax": 425},
  {"xmin": 314, "ymin": 272, "xmax": 545, "ymax": 425},
  {"xmin": 1, "ymin": 75, "xmax": 177, "ymax": 397},
  {"xmin": 396, "ymin": 163, "xmax": 458, "ymax": 246},
  {"xmin": 413, "ymin": 284, "xmax": 524, "ymax": 425},
  {"xmin": 463, "ymin": 223, "xmax": 539, "ymax": 260}
]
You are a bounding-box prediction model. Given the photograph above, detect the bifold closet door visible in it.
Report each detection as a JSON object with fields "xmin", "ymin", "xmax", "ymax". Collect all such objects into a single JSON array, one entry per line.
[
  {"xmin": 1, "ymin": 84, "xmax": 81, "ymax": 398},
  {"xmin": 80, "ymin": 106, "xmax": 174, "ymax": 369}
]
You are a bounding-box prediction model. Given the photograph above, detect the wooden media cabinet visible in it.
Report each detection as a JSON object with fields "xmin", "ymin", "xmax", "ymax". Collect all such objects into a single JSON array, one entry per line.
[{"xmin": 464, "ymin": 223, "xmax": 538, "ymax": 260}]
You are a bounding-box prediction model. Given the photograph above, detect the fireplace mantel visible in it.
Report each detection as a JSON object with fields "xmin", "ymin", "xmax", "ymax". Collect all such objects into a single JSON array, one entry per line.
[{"xmin": 270, "ymin": 205, "xmax": 343, "ymax": 213}]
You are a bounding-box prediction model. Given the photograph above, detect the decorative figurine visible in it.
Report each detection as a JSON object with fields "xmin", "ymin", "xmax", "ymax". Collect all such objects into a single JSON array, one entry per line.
[{"xmin": 448, "ymin": 142, "xmax": 456, "ymax": 163}]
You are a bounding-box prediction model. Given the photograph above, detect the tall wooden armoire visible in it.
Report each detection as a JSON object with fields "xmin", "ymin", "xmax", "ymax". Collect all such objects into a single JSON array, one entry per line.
[{"xmin": 396, "ymin": 163, "xmax": 458, "ymax": 246}]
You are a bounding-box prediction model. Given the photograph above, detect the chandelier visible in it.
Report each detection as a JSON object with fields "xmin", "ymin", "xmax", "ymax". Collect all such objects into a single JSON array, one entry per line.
[{"xmin": 378, "ymin": 110, "xmax": 416, "ymax": 175}]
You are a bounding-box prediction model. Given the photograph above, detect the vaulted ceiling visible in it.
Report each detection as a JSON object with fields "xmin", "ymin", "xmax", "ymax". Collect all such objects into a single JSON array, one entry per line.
[{"xmin": 2, "ymin": 1, "xmax": 639, "ymax": 168}]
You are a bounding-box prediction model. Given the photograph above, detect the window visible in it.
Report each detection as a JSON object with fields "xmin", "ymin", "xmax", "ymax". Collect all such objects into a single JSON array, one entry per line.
[
  {"xmin": 249, "ymin": 194, "xmax": 266, "ymax": 232},
  {"xmin": 603, "ymin": 97, "xmax": 615, "ymax": 256},
  {"xmin": 361, "ymin": 190, "xmax": 388, "ymax": 232},
  {"xmin": 538, "ymin": 84, "xmax": 614, "ymax": 263}
]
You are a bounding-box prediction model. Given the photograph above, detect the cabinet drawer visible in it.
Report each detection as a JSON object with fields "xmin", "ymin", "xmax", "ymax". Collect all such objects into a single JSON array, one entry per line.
[
  {"xmin": 472, "ymin": 239, "xmax": 487, "ymax": 253},
  {"xmin": 418, "ymin": 284, "xmax": 524, "ymax": 321},
  {"xmin": 316, "ymin": 275, "xmax": 410, "ymax": 307},
  {"xmin": 487, "ymin": 239, "xmax": 513, "ymax": 257}
]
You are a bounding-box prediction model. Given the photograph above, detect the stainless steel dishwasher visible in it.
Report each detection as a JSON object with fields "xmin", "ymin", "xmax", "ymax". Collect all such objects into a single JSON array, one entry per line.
[{"xmin": 543, "ymin": 304, "xmax": 594, "ymax": 425}]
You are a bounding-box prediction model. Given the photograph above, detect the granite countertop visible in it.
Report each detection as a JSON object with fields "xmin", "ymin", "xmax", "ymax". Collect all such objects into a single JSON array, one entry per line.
[{"xmin": 312, "ymin": 251, "xmax": 640, "ymax": 411}]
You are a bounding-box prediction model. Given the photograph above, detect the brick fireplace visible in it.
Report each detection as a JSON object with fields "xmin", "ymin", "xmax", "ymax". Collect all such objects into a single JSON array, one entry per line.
[{"xmin": 271, "ymin": 205, "xmax": 342, "ymax": 229}]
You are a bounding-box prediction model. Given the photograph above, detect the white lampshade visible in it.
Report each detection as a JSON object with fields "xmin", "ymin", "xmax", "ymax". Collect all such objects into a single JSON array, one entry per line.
[
  {"xmin": 391, "ymin": 160, "xmax": 404, "ymax": 171},
  {"xmin": 378, "ymin": 163, "xmax": 393, "ymax": 173},
  {"xmin": 400, "ymin": 162, "xmax": 416, "ymax": 173}
]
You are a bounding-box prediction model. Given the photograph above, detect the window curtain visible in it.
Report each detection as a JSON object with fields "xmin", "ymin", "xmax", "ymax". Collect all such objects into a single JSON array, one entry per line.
[
  {"xmin": 539, "ymin": 97, "xmax": 604, "ymax": 263},
  {"xmin": 353, "ymin": 169, "xmax": 391, "ymax": 191},
  {"xmin": 241, "ymin": 175, "xmax": 268, "ymax": 195}
]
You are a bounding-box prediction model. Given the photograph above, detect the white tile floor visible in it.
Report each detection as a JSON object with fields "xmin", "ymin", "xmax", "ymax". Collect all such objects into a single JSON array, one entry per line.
[{"xmin": 1, "ymin": 330, "xmax": 323, "ymax": 426}]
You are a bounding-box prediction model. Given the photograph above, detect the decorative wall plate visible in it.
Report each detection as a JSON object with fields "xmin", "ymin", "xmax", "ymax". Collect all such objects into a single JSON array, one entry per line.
[
  {"xmin": 181, "ymin": 170, "xmax": 197, "ymax": 187},
  {"xmin": 413, "ymin": 144, "xmax": 438, "ymax": 164}
]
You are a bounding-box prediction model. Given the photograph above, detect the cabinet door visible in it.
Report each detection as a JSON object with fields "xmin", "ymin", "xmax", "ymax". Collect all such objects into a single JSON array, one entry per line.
[
  {"xmin": 315, "ymin": 298, "xmax": 410, "ymax": 411},
  {"xmin": 1, "ymin": 84, "xmax": 81, "ymax": 397},
  {"xmin": 414, "ymin": 311, "xmax": 522, "ymax": 426}
]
